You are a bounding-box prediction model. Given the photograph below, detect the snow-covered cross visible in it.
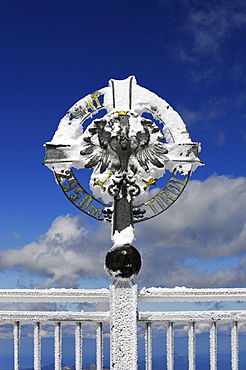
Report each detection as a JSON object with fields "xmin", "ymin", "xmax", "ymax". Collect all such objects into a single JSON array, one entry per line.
[{"xmin": 44, "ymin": 76, "xmax": 203, "ymax": 279}]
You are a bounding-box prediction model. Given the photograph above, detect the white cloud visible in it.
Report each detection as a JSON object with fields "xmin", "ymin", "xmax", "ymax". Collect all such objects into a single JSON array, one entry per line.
[
  {"xmin": 0, "ymin": 214, "xmax": 111, "ymax": 287},
  {"xmin": 138, "ymin": 176, "xmax": 246, "ymax": 255},
  {"xmin": 10, "ymin": 232, "xmax": 20, "ymax": 238},
  {"xmin": 135, "ymin": 175, "xmax": 246, "ymax": 287},
  {"xmin": 0, "ymin": 175, "xmax": 246, "ymax": 289},
  {"xmin": 178, "ymin": 96, "xmax": 229, "ymax": 126},
  {"xmin": 186, "ymin": 7, "xmax": 229, "ymax": 56},
  {"xmin": 216, "ymin": 130, "xmax": 226, "ymax": 146},
  {"xmin": 167, "ymin": 0, "xmax": 246, "ymax": 84},
  {"xmin": 182, "ymin": 1, "xmax": 246, "ymax": 57}
]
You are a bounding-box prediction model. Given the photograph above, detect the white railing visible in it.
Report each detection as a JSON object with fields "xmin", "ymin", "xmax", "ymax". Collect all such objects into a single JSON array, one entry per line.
[
  {"xmin": 0, "ymin": 289, "xmax": 110, "ymax": 370},
  {"xmin": 1, "ymin": 287, "xmax": 246, "ymax": 370}
]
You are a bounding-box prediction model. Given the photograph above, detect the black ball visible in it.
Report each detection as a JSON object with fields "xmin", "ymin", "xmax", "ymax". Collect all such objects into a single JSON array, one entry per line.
[{"xmin": 105, "ymin": 244, "xmax": 141, "ymax": 279}]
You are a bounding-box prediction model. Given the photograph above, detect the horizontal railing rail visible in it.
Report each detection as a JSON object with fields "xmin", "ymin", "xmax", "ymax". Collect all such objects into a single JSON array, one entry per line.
[
  {"xmin": 138, "ymin": 287, "xmax": 246, "ymax": 302},
  {"xmin": 1, "ymin": 286, "xmax": 246, "ymax": 302},
  {"xmin": 0, "ymin": 288, "xmax": 110, "ymax": 303},
  {"xmin": 139, "ymin": 309, "xmax": 246, "ymax": 322},
  {"xmin": 0, "ymin": 310, "xmax": 110, "ymax": 323},
  {"xmin": 1, "ymin": 287, "xmax": 246, "ymax": 370}
]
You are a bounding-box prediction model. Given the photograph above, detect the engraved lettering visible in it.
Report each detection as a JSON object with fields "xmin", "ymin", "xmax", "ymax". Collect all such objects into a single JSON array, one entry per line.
[
  {"xmin": 88, "ymin": 205, "xmax": 103, "ymax": 219},
  {"xmin": 69, "ymin": 106, "xmax": 87, "ymax": 120},
  {"xmin": 154, "ymin": 195, "xmax": 167, "ymax": 210},
  {"xmin": 69, "ymin": 92, "xmax": 103, "ymax": 122},
  {"xmin": 56, "ymin": 169, "xmax": 108, "ymax": 220},
  {"xmin": 169, "ymin": 176, "xmax": 187, "ymax": 186},
  {"xmin": 90, "ymin": 92, "xmax": 102, "ymax": 108},
  {"xmin": 137, "ymin": 173, "xmax": 189, "ymax": 219},
  {"xmin": 166, "ymin": 175, "xmax": 187, "ymax": 195},
  {"xmin": 166, "ymin": 185, "xmax": 180, "ymax": 195},
  {"xmin": 55, "ymin": 170, "xmax": 72, "ymax": 182},
  {"xmin": 62, "ymin": 179, "xmax": 78, "ymax": 192},
  {"xmin": 158, "ymin": 189, "xmax": 176, "ymax": 205},
  {"xmin": 78, "ymin": 194, "xmax": 93, "ymax": 210},
  {"xmin": 167, "ymin": 182, "xmax": 182, "ymax": 192},
  {"xmin": 87, "ymin": 100, "xmax": 96, "ymax": 111},
  {"xmin": 144, "ymin": 199, "xmax": 159, "ymax": 215},
  {"xmin": 70, "ymin": 187, "xmax": 84, "ymax": 202}
]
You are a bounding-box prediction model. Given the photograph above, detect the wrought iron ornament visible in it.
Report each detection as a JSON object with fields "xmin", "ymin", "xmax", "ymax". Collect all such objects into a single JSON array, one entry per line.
[{"xmin": 44, "ymin": 76, "xmax": 203, "ymax": 279}]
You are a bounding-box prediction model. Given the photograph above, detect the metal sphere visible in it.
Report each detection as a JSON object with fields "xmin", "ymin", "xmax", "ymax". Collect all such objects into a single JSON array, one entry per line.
[{"xmin": 105, "ymin": 244, "xmax": 141, "ymax": 279}]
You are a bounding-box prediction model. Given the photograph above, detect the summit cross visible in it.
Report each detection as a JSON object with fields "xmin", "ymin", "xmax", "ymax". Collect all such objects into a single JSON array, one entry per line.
[{"xmin": 44, "ymin": 76, "xmax": 203, "ymax": 369}]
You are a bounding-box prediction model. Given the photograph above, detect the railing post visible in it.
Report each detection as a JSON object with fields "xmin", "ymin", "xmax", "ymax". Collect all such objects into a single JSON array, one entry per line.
[
  {"xmin": 231, "ymin": 321, "xmax": 239, "ymax": 370},
  {"xmin": 210, "ymin": 321, "xmax": 217, "ymax": 370},
  {"xmin": 14, "ymin": 321, "xmax": 20, "ymax": 370},
  {"xmin": 96, "ymin": 322, "xmax": 103, "ymax": 370},
  {"xmin": 167, "ymin": 321, "xmax": 174, "ymax": 370},
  {"xmin": 54, "ymin": 322, "xmax": 62, "ymax": 370},
  {"xmin": 110, "ymin": 280, "xmax": 138, "ymax": 370},
  {"xmin": 34, "ymin": 322, "xmax": 41, "ymax": 370},
  {"xmin": 75, "ymin": 322, "xmax": 82, "ymax": 370},
  {"xmin": 145, "ymin": 322, "xmax": 152, "ymax": 370},
  {"xmin": 188, "ymin": 321, "xmax": 196, "ymax": 370}
]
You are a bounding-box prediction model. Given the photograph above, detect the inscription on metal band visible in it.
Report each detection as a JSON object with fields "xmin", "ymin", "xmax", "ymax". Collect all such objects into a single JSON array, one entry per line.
[
  {"xmin": 55, "ymin": 170, "xmax": 189, "ymax": 222},
  {"xmin": 68, "ymin": 91, "xmax": 103, "ymax": 122},
  {"xmin": 55, "ymin": 170, "xmax": 108, "ymax": 220},
  {"xmin": 134, "ymin": 173, "xmax": 190, "ymax": 222}
]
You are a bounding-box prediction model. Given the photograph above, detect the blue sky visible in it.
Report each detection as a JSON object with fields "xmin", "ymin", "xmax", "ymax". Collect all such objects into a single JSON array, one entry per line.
[
  {"xmin": 1, "ymin": 0, "xmax": 246, "ymax": 292},
  {"xmin": 0, "ymin": 0, "xmax": 246, "ymax": 288},
  {"xmin": 1, "ymin": 0, "xmax": 246, "ymax": 368}
]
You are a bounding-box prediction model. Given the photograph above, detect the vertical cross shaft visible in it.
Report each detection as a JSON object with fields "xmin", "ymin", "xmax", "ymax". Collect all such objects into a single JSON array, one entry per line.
[
  {"xmin": 105, "ymin": 113, "xmax": 141, "ymax": 280},
  {"xmin": 105, "ymin": 116, "xmax": 141, "ymax": 370},
  {"xmin": 105, "ymin": 178, "xmax": 141, "ymax": 279},
  {"xmin": 112, "ymin": 176, "xmax": 133, "ymax": 235}
]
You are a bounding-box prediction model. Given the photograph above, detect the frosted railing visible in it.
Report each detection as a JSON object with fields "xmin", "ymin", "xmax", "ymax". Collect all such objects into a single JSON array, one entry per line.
[
  {"xmin": 1, "ymin": 287, "xmax": 246, "ymax": 370},
  {"xmin": 139, "ymin": 287, "xmax": 246, "ymax": 370},
  {"xmin": 1, "ymin": 311, "xmax": 109, "ymax": 370},
  {"xmin": 0, "ymin": 289, "xmax": 109, "ymax": 370}
]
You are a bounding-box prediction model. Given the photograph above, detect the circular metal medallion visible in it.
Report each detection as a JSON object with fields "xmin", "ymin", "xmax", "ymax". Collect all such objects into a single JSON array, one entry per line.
[{"xmin": 44, "ymin": 76, "xmax": 202, "ymax": 222}]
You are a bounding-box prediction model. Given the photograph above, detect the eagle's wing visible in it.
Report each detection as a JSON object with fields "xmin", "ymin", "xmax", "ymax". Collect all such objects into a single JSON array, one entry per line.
[
  {"xmin": 80, "ymin": 119, "xmax": 119, "ymax": 174},
  {"xmin": 136, "ymin": 145, "xmax": 167, "ymax": 171},
  {"xmin": 135, "ymin": 122, "xmax": 168, "ymax": 172}
]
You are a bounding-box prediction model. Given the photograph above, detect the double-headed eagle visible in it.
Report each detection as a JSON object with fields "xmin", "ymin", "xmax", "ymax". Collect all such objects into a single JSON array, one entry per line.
[{"xmin": 80, "ymin": 111, "xmax": 168, "ymax": 180}]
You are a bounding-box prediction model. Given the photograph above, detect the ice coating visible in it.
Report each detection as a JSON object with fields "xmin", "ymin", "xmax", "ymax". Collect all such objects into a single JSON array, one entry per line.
[
  {"xmin": 34, "ymin": 322, "xmax": 41, "ymax": 370},
  {"xmin": 2, "ymin": 287, "xmax": 246, "ymax": 303},
  {"xmin": 231, "ymin": 321, "xmax": 239, "ymax": 369},
  {"xmin": 111, "ymin": 225, "xmax": 135, "ymax": 248},
  {"xmin": 138, "ymin": 287, "xmax": 246, "ymax": 302},
  {"xmin": 49, "ymin": 76, "xmax": 195, "ymax": 145},
  {"xmin": 110, "ymin": 280, "xmax": 138, "ymax": 370},
  {"xmin": 0, "ymin": 288, "xmax": 110, "ymax": 302},
  {"xmin": 44, "ymin": 76, "xmax": 203, "ymax": 202},
  {"xmin": 43, "ymin": 77, "xmax": 203, "ymax": 285},
  {"xmin": 55, "ymin": 322, "xmax": 62, "ymax": 370},
  {"xmin": 1, "ymin": 285, "xmax": 244, "ymax": 370},
  {"xmin": 105, "ymin": 76, "xmax": 192, "ymax": 143},
  {"xmin": 210, "ymin": 321, "xmax": 217, "ymax": 369},
  {"xmin": 188, "ymin": 322, "xmax": 196, "ymax": 369}
]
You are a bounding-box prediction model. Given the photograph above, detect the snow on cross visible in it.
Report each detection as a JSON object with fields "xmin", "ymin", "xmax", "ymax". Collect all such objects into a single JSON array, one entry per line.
[{"xmin": 44, "ymin": 76, "xmax": 203, "ymax": 370}]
